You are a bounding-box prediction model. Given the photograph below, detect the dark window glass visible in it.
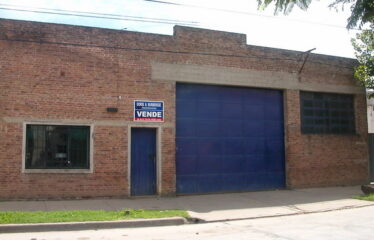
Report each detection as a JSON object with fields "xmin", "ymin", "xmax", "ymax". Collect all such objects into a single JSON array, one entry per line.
[
  {"xmin": 300, "ymin": 92, "xmax": 355, "ymax": 134},
  {"xmin": 25, "ymin": 125, "xmax": 90, "ymax": 169}
]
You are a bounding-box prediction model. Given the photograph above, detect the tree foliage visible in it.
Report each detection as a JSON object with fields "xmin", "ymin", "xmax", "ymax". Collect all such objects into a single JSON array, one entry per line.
[
  {"xmin": 257, "ymin": 0, "xmax": 373, "ymax": 29},
  {"xmin": 329, "ymin": 0, "xmax": 374, "ymax": 29},
  {"xmin": 352, "ymin": 25, "xmax": 374, "ymax": 95},
  {"xmin": 257, "ymin": 0, "xmax": 312, "ymax": 15}
]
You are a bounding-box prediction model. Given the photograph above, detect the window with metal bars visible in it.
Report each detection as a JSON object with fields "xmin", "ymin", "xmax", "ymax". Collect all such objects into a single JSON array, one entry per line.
[
  {"xmin": 300, "ymin": 92, "xmax": 355, "ymax": 134},
  {"xmin": 25, "ymin": 125, "xmax": 90, "ymax": 169}
]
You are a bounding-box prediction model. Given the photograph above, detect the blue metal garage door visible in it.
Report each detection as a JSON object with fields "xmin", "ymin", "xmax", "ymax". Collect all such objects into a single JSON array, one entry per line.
[{"xmin": 176, "ymin": 83, "xmax": 285, "ymax": 194}]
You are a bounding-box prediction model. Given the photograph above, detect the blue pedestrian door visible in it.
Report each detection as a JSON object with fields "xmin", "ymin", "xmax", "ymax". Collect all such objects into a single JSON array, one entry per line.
[
  {"xmin": 131, "ymin": 128, "xmax": 157, "ymax": 196},
  {"xmin": 176, "ymin": 83, "xmax": 285, "ymax": 194}
]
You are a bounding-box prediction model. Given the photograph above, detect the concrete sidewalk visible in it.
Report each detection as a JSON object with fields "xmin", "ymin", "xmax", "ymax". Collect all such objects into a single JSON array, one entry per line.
[{"xmin": 0, "ymin": 186, "xmax": 373, "ymax": 222}]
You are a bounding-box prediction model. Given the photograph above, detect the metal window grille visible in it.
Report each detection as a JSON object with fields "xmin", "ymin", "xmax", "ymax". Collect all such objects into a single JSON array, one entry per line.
[
  {"xmin": 25, "ymin": 125, "xmax": 90, "ymax": 169},
  {"xmin": 300, "ymin": 92, "xmax": 355, "ymax": 134}
]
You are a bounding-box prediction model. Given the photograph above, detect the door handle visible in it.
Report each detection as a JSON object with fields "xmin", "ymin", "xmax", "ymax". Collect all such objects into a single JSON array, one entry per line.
[{"xmin": 149, "ymin": 154, "xmax": 156, "ymax": 162}]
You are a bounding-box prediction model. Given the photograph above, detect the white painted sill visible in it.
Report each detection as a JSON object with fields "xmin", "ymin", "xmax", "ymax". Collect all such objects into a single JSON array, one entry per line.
[{"xmin": 23, "ymin": 169, "xmax": 93, "ymax": 174}]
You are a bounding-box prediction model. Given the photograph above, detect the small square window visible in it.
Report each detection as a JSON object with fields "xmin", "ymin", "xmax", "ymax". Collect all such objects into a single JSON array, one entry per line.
[
  {"xmin": 300, "ymin": 92, "xmax": 355, "ymax": 134},
  {"xmin": 25, "ymin": 125, "xmax": 90, "ymax": 169}
]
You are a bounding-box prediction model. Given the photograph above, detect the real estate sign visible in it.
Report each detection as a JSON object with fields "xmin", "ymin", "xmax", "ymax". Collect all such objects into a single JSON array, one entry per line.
[{"xmin": 134, "ymin": 100, "xmax": 164, "ymax": 122}]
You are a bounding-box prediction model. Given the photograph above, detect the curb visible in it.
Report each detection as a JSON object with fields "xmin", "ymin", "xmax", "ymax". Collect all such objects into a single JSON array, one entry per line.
[
  {"xmin": 2, "ymin": 204, "xmax": 373, "ymax": 233},
  {"xmin": 192, "ymin": 203, "xmax": 374, "ymax": 224},
  {"xmin": 0, "ymin": 217, "xmax": 187, "ymax": 233}
]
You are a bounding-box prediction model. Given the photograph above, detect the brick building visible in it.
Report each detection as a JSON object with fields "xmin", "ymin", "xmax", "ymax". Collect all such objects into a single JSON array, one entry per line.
[{"xmin": 0, "ymin": 18, "xmax": 369, "ymax": 199}]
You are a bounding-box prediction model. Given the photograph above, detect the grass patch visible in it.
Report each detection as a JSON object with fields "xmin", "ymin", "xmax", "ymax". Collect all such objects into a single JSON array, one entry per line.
[
  {"xmin": 0, "ymin": 209, "xmax": 189, "ymax": 224},
  {"xmin": 354, "ymin": 194, "xmax": 374, "ymax": 201}
]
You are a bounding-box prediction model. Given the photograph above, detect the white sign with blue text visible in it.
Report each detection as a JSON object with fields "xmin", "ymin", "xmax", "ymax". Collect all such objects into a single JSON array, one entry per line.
[{"xmin": 134, "ymin": 100, "xmax": 164, "ymax": 122}]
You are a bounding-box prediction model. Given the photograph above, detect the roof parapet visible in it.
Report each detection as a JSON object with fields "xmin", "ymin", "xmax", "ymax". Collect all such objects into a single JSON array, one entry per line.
[{"xmin": 173, "ymin": 25, "xmax": 247, "ymax": 48}]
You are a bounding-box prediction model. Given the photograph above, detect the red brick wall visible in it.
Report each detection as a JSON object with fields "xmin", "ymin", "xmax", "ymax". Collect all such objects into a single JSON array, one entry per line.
[
  {"xmin": 0, "ymin": 19, "xmax": 368, "ymax": 199},
  {"xmin": 284, "ymin": 90, "xmax": 368, "ymax": 188}
]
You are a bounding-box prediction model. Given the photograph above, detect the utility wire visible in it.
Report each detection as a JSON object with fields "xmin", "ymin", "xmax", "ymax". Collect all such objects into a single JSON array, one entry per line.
[
  {"xmin": 0, "ymin": 38, "xmax": 355, "ymax": 69},
  {"xmin": 144, "ymin": 0, "xmax": 274, "ymax": 17},
  {"xmin": 144, "ymin": 0, "xmax": 361, "ymax": 30},
  {"xmin": 0, "ymin": 3, "xmax": 199, "ymax": 26},
  {"xmin": 0, "ymin": 1, "xmax": 360, "ymax": 30},
  {"xmin": 0, "ymin": 3, "xmax": 199, "ymax": 25}
]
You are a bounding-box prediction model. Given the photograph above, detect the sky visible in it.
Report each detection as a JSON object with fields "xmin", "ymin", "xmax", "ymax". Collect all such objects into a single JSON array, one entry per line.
[{"xmin": 0, "ymin": 0, "xmax": 360, "ymax": 58}]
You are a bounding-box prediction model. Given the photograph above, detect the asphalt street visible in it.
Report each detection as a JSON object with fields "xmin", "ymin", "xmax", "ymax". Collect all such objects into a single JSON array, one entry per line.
[{"xmin": 1, "ymin": 205, "xmax": 373, "ymax": 240}]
